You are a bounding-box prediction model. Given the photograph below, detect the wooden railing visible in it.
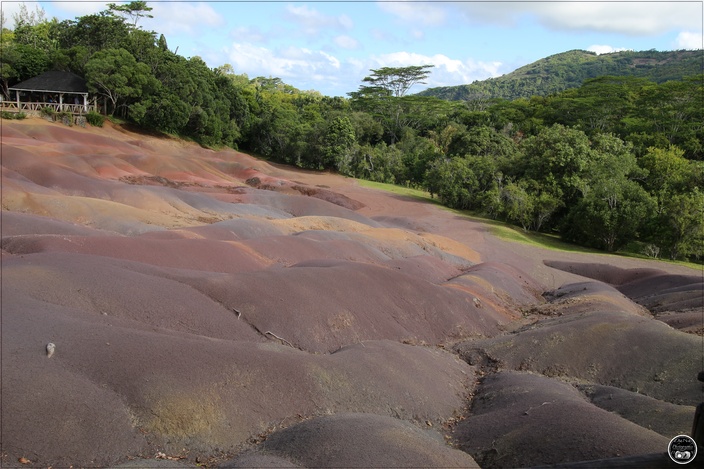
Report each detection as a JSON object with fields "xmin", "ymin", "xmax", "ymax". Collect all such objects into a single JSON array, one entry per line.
[{"xmin": 0, "ymin": 101, "xmax": 97, "ymax": 115}]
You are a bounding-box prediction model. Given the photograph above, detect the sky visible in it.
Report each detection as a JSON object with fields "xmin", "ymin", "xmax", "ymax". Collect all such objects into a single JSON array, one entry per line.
[{"xmin": 4, "ymin": 1, "xmax": 704, "ymax": 96}]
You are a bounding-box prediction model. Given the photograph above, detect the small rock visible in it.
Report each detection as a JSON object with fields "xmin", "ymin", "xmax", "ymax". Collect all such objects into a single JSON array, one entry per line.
[
  {"xmin": 19, "ymin": 457, "xmax": 31, "ymax": 464},
  {"xmin": 46, "ymin": 343, "xmax": 55, "ymax": 358}
]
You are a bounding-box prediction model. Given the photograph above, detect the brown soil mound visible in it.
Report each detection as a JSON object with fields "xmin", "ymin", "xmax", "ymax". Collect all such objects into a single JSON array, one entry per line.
[
  {"xmin": 176, "ymin": 260, "xmax": 512, "ymax": 353},
  {"xmin": 544, "ymin": 260, "xmax": 703, "ymax": 312},
  {"xmin": 577, "ymin": 384, "xmax": 695, "ymax": 437},
  {"xmin": 452, "ymin": 371, "xmax": 669, "ymax": 468},
  {"xmin": 545, "ymin": 261, "xmax": 704, "ymax": 335},
  {"xmin": 252, "ymin": 413, "xmax": 479, "ymax": 468},
  {"xmin": 3, "ymin": 291, "xmax": 474, "ymax": 466},
  {"xmin": 220, "ymin": 453, "xmax": 302, "ymax": 468},
  {"xmin": 618, "ymin": 273, "xmax": 704, "ymax": 312},
  {"xmin": 538, "ymin": 280, "xmax": 650, "ymax": 316},
  {"xmin": 1, "ymin": 234, "xmax": 270, "ymax": 273},
  {"xmin": 3, "ymin": 119, "xmax": 701, "ymax": 467},
  {"xmin": 656, "ymin": 309, "xmax": 704, "ymax": 334},
  {"xmin": 448, "ymin": 262, "xmax": 545, "ymax": 309},
  {"xmin": 1, "ymin": 211, "xmax": 114, "ymax": 237},
  {"xmin": 455, "ymin": 295, "xmax": 700, "ymax": 406},
  {"xmin": 291, "ymin": 184, "xmax": 366, "ymax": 211},
  {"xmin": 544, "ymin": 260, "xmax": 664, "ymax": 286}
]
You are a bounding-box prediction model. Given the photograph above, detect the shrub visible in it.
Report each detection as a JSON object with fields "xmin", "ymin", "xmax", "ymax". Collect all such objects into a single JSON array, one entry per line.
[
  {"xmin": 57, "ymin": 111, "xmax": 73, "ymax": 126},
  {"xmin": 40, "ymin": 106, "xmax": 55, "ymax": 117},
  {"xmin": 85, "ymin": 111, "xmax": 105, "ymax": 127},
  {"xmin": 1, "ymin": 111, "xmax": 26, "ymax": 120}
]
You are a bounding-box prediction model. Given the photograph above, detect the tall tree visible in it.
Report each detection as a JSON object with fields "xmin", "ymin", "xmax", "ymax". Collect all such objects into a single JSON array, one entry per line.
[
  {"xmin": 355, "ymin": 65, "xmax": 434, "ymax": 98},
  {"xmin": 349, "ymin": 65, "xmax": 440, "ymax": 144},
  {"xmin": 84, "ymin": 48, "xmax": 152, "ymax": 115},
  {"xmin": 517, "ymin": 124, "xmax": 594, "ymax": 209},
  {"xmin": 59, "ymin": 12, "xmax": 130, "ymax": 53},
  {"xmin": 108, "ymin": 1, "xmax": 153, "ymax": 28},
  {"xmin": 563, "ymin": 177, "xmax": 655, "ymax": 251}
]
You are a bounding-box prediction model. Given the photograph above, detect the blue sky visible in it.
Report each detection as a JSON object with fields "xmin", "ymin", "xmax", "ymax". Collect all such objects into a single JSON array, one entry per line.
[{"xmin": 7, "ymin": 1, "xmax": 704, "ymax": 96}]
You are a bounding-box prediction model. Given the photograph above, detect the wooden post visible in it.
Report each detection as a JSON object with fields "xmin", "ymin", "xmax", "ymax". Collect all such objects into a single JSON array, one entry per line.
[{"xmin": 59, "ymin": 93, "xmax": 64, "ymax": 112}]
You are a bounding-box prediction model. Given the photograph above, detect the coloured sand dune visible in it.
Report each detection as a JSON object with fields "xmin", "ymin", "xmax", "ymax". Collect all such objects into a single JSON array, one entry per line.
[{"xmin": 1, "ymin": 119, "xmax": 701, "ymax": 468}]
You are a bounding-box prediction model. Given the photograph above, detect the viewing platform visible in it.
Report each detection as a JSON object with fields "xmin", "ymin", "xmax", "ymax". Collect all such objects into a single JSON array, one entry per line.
[
  {"xmin": 0, "ymin": 101, "xmax": 97, "ymax": 115},
  {"xmin": 3, "ymin": 70, "xmax": 99, "ymax": 117}
]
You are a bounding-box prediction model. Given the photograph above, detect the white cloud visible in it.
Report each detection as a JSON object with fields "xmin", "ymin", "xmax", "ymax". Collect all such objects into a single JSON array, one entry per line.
[
  {"xmin": 41, "ymin": 1, "xmax": 108, "ymax": 18},
  {"xmin": 377, "ymin": 2, "xmax": 447, "ymax": 27},
  {"xmin": 321, "ymin": 51, "xmax": 341, "ymax": 69},
  {"xmin": 457, "ymin": 1, "xmax": 702, "ymax": 36},
  {"xmin": 587, "ymin": 45, "xmax": 631, "ymax": 55},
  {"xmin": 284, "ymin": 4, "xmax": 353, "ymax": 36},
  {"xmin": 226, "ymin": 42, "xmax": 343, "ymax": 82},
  {"xmin": 369, "ymin": 52, "xmax": 503, "ymax": 89},
  {"xmin": 338, "ymin": 14, "xmax": 354, "ymax": 31},
  {"xmin": 221, "ymin": 42, "xmax": 504, "ymax": 96},
  {"xmin": 230, "ymin": 26, "xmax": 268, "ymax": 44},
  {"xmin": 410, "ymin": 29, "xmax": 425, "ymax": 40},
  {"xmin": 145, "ymin": 3, "xmax": 224, "ymax": 36},
  {"xmin": 674, "ymin": 31, "xmax": 703, "ymax": 50},
  {"xmin": 334, "ymin": 35, "xmax": 359, "ymax": 50},
  {"xmin": 370, "ymin": 28, "xmax": 395, "ymax": 42}
]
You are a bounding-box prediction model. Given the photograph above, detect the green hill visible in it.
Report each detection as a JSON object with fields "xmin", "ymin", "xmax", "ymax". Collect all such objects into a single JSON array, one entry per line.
[{"xmin": 417, "ymin": 49, "xmax": 703, "ymax": 101}]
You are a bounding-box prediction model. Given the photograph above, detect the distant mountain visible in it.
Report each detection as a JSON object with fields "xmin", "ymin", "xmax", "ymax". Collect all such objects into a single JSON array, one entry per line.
[{"xmin": 417, "ymin": 49, "xmax": 703, "ymax": 102}]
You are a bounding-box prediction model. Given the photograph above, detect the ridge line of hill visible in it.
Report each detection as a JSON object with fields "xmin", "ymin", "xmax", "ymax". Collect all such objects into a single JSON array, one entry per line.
[{"xmin": 417, "ymin": 49, "xmax": 703, "ymax": 101}]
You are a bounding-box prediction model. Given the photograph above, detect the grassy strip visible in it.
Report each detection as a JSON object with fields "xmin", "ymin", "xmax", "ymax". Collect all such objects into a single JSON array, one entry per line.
[
  {"xmin": 356, "ymin": 179, "xmax": 702, "ymax": 269},
  {"xmin": 356, "ymin": 180, "xmax": 437, "ymax": 203},
  {"xmin": 356, "ymin": 179, "xmax": 592, "ymax": 254},
  {"xmin": 487, "ymin": 224, "xmax": 600, "ymax": 253}
]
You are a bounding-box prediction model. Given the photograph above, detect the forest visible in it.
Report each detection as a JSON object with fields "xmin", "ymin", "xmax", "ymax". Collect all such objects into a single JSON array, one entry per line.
[{"xmin": 2, "ymin": 3, "xmax": 702, "ymax": 261}]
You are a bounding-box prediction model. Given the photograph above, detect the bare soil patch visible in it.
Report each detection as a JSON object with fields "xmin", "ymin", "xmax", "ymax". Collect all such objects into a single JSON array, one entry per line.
[{"xmin": 2, "ymin": 119, "xmax": 701, "ymax": 468}]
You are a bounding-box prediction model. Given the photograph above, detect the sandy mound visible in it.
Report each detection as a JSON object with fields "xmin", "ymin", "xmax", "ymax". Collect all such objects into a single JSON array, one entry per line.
[
  {"xmin": 577, "ymin": 384, "xmax": 695, "ymax": 437},
  {"xmin": 1, "ymin": 211, "xmax": 115, "ymax": 237},
  {"xmin": 544, "ymin": 261, "xmax": 704, "ymax": 336},
  {"xmin": 3, "ymin": 119, "xmax": 701, "ymax": 467},
  {"xmin": 2, "ymin": 252, "xmax": 265, "ymax": 341},
  {"xmin": 1, "ymin": 234, "xmax": 271, "ymax": 273},
  {"xmin": 544, "ymin": 260, "xmax": 703, "ymax": 312},
  {"xmin": 237, "ymin": 413, "xmax": 479, "ymax": 468},
  {"xmin": 175, "ymin": 260, "xmax": 513, "ymax": 353},
  {"xmin": 448, "ymin": 262, "xmax": 545, "ymax": 310},
  {"xmin": 655, "ymin": 309, "xmax": 703, "ymax": 334},
  {"xmin": 3, "ymin": 300, "xmax": 474, "ymax": 466},
  {"xmin": 543, "ymin": 260, "xmax": 665, "ymax": 286},
  {"xmin": 537, "ymin": 280, "xmax": 650, "ymax": 316},
  {"xmin": 452, "ymin": 371, "xmax": 669, "ymax": 468},
  {"xmin": 455, "ymin": 288, "xmax": 700, "ymax": 406}
]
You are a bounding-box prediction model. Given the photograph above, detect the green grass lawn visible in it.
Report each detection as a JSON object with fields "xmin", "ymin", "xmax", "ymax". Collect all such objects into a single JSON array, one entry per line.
[
  {"xmin": 487, "ymin": 224, "xmax": 602, "ymax": 254},
  {"xmin": 356, "ymin": 179, "xmax": 437, "ymax": 203}
]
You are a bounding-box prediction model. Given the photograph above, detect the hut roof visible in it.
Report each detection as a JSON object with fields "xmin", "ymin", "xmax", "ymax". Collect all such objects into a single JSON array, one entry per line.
[{"xmin": 10, "ymin": 71, "xmax": 89, "ymax": 94}]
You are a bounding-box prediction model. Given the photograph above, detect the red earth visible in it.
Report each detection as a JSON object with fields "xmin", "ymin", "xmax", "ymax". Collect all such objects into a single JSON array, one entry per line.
[{"xmin": 1, "ymin": 118, "xmax": 702, "ymax": 468}]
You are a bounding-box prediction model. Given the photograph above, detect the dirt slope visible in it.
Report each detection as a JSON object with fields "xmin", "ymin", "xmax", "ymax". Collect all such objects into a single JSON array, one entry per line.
[{"xmin": 1, "ymin": 119, "xmax": 701, "ymax": 468}]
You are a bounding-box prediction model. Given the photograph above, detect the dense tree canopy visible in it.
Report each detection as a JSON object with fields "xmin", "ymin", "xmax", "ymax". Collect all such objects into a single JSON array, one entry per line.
[{"xmin": 1, "ymin": 4, "xmax": 701, "ymax": 261}]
